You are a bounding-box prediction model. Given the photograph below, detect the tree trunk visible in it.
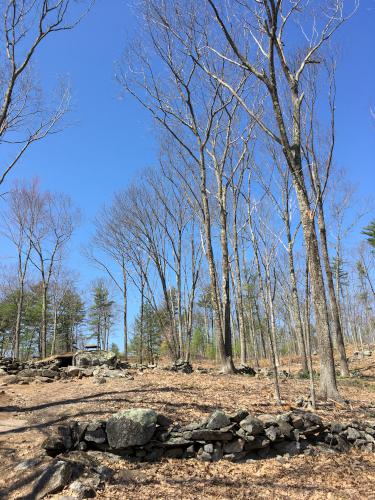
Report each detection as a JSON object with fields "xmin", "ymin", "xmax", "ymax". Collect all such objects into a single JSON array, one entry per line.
[
  {"xmin": 232, "ymin": 201, "xmax": 247, "ymax": 365},
  {"xmin": 286, "ymin": 236, "xmax": 308, "ymax": 373},
  {"xmin": 298, "ymin": 198, "xmax": 340, "ymax": 399},
  {"xmin": 219, "ymin": 194, "xmax": 235, "ymax": 373},
  {"xmin": 304, "ymin": 259, "xmax": 316, "ymax": 409},
  {"xmin": 41, "ymin": 282, "xmax": 48, "ymax": 358},
  {"xmin": 200, "ymin": 155, "xmax": 234, "ymax": 373},
  {"xmin": 13, "ymin": 286, "xmax": 24, "ymax": 360},
  {"xmin": 317, "ymin": 206, "xmax": 349, "ymax": 376},
  {"xmin": 122, "ymin": 263, "xmax": 128, "ymax": 360},
  {"xmin": 50, "ymin": 305, "xmax": 58, "ymax": 356}
]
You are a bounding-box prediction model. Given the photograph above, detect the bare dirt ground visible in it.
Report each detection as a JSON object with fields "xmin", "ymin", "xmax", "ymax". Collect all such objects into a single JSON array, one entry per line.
[{"xmin": 1, "ymin": 355, "xmax": 375, "ymax": 499}]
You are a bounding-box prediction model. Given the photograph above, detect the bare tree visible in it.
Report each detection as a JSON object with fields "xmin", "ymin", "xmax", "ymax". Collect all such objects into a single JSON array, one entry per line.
[
  {"xmin": 28, "ymin": 190, "xmax": 78, "ymax": 357},
  {"xmin": 204, "ymin": 0, "xmax": 358, "ymax": 399},
  {"xmin": 119, "ymin": 2, "xmax": 257, "ymax": 371},
  {"xmin": 91, "ymin": 204, "xmax": 130, "ymax": 358},
  {"xmin": 0, "ymin": 0, "xmax": 93, "ymax": 185}
]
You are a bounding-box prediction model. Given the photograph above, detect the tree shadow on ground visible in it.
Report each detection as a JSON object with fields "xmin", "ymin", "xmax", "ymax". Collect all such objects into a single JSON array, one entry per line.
[{"xmin": 1, "ymin": 385, "xmax": 195, "ymax": 415}]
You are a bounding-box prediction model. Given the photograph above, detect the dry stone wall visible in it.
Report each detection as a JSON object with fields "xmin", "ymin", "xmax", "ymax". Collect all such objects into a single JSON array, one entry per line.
[
  {"xmin": 43, "ymin": 408, "xmax": 375, "ymax": 463},
  {"xmin": 0, "ymin": 353, "xmax": 131, "ymax": 384}
]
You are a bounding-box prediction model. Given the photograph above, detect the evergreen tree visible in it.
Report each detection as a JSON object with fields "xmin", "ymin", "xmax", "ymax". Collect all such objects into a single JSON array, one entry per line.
[
  {"xmin": 362, "ymin": 220, "xmax": 375, "ymax": 248},
  {"xmin": 131, "ymin": 303, "xmax": 162, "ymax": 364},
  {"xmin": 88, "ymin": 280, "xmax": 115, "ymax": 350}
]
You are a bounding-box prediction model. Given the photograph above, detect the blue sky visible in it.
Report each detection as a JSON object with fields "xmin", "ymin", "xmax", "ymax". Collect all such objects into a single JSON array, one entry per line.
[{"xmin": 1, "ymin": 0, "xmax": 374, "ymax": 346}]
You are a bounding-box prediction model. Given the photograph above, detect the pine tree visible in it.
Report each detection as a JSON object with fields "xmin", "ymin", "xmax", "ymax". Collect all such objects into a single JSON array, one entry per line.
[
  {"xmin": 362, "ymin": 220, "xmax": 375, "ymax": 248},
  {"xmin": 88, "ymin": 280, "xmax": 114, "ymax": 350}
]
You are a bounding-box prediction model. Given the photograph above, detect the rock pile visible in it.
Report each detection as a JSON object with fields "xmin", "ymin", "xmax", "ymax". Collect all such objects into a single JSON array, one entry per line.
[
  {"xmin": 73, "ymin": 350, "xmax": 118, "ymax": 368},
  {"xmin": 168, "ymin": 360, "xmax": 193, "ymax": 374},
  {"xmin": 0, "ymin": 352, "xmax": 132, "ymax": 385},
  {"xmin": 0, "ymin": 356, "xmax": 64, "ymax": 383},
  {"xmin": 0, "ymin": 356, "xmax": 27, "ymax": 375},
  {"xmin": 237, "ymin": 365, "xmax": 256, "ymax": 376},
  {"xmin": 42, "ymin": 408, "xmax": 375, "ymax": 464},
  {"xmin": 350, "ymin": 350, "xmax": 372, "ymax": 361}
]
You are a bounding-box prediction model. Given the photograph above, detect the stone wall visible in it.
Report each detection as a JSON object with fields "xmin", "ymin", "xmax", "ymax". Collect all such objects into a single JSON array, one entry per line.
[
  {"xmin": 0, "ymin": 353, "xmax": 131, "ymax": 384},
  {"xmin": 43, "ymin": 408, "xmax": 375, "ymax": 463}
]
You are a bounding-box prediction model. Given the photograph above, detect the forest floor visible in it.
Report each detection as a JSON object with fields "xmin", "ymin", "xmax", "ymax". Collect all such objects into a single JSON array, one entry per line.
[{"xmin": 1, "ymin": 353, "xmax": 375, "ymax": 499}]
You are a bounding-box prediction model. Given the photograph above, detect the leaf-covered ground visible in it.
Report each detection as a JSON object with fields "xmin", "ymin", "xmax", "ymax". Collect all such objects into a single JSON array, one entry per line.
[{"xmin": 1, "ymin": 357, "xmax": 375, "ymax": 499}]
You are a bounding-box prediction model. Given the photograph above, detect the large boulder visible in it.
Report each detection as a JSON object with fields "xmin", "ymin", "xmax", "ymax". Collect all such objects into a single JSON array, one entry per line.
[
  {"xmin": 106, "ymin": 408, "xmax": 157, "ymax": 449},
  {"xmin": 73, "ymin": 350, "xmax": 117, "ymax": 368}
]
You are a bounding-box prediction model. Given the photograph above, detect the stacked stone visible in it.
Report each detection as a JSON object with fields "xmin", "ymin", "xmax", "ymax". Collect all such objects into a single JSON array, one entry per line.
[
  {"xmin": 0, "ymin": 356, "xmax": 62, "ymax": 383},
  {"xmin": 168, "ymin": 361, "xmax": 194, "ymax": 373},
  {"xmin": 42, "ymin": 408, "xmax": 375, "ymax": 463},
  {"xmin": 0, "ymin": 351, "xmax": 132, "ymax": 384},
  {"xmin": 0, "ymin": 356, "xmax": 27, "ymax": 375}
]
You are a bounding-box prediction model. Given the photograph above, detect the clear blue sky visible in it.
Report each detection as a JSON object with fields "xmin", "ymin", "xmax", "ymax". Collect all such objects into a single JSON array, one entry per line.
[{"xmin": 1, "ymin": 0, "xmax": 374, "ymax": 346}]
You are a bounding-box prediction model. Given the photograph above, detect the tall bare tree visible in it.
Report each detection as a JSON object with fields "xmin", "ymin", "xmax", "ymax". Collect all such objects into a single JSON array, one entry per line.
[
  {"xmin": 204, "ymin": 0, "xmax": 358, "ymax": 399},
  {"xmin": 28, "ymin": 190, "xmax": 78, "ymax": 357},
  {"xmin": 0, "ymin": 0, "xmax": 93, "ymax": 185},
  {"xmin": 0, "ymin": 179, "xmax": 41, "ymax": 358}
]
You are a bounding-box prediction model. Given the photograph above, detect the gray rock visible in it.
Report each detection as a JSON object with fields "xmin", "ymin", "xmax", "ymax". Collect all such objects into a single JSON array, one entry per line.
[
  {"xmin": 239, "ymin": 415, "xmax": 264, "ymax": 435},
  {"xmin": 93, "ymin": 367, "xmax": 126, "ymax": 378},
  {"xmin": 237, "ymin": 365, "xmax": 256, "ymax": 376},
  {"xmin": 277, "ymin": 421, "xmax": 294, "ymax": 438},
  {"xmin": 190, "ymin": 429, "xmax": 233, "ymax": 441},
  {"xmin": 331, "ymin": 422, "xmax": 346, "ymax": 434},
  {"xmin": 206, "ymin": 410, "xmax": 230, "ymax": 430},
  {"xmin": 71, "ymin": 422, "xmax": 88, "ymax": 446},
  {"xmin": 273, "ymin": 441, "xmax": 302, "ymax": 456},
  {"xmin": 185, "ymin": 445, "xmax": 195, "ymax": 457},
  {"xmin": 18, "ymin": 368, "xmax": 38, "ymax": 377},
  {"xmin": 163, "ymin": 436, "xmax": 192, "ymax": 447},
  {"xmin": 41, "ymin": 369, "xmax": 58, "ymax": 378},
  {"xmin": 80, "ymin": 367, "xmax": 95, "ymax": 377},
  {"xmin": 68, "ymin": 480, "xmax": 96, "ymax": 499},
  {"xmin": 66, "ymin": 366, "xmax": 81, "ymax": 377},
  {"xmin": 303, "ymin": 412, "xmax": 323, "ymax": 429},
  {"xmin": 229, "ymin": 410, "xmax": 249, "ymax": 423},
  {"xmin": 204, "ymin": 443, "xmax": 214, "ymax": 453},
  {"xmin": 84, "ymin": 422, "xmax": 107, "ymax": 444},
  {"xmin": 345, "ymin": 427, "xmax": 362, "ymax": 441},
  {"xmin": 335, "ymin": 435, "xmax": 350, "ymax": 452},
  {"xmin": 183, "ymin": 420, "xmax": 207, "ymax": 431},
  {"xmin": 223, "ymin": 439, "xmax": 245, "ymax": 454},
  {"xmin": 73, "ymin": 350, "xmax": 117, "ymax": 368},
  {"xmin": 290, "ymin": 414, "xmax": 305, "ymax": 429},
  {"xmin": 156, "ymin": 414, "xmax": 171, "ymax": 428},
  {"xmin": 32, "ymin": 460, "xmax": 72, "ymax": 499},
  {"xmin": 257, "ymin": 414, "xmax": 278, "ymax": 427},
  {"xmin": 106, "ymin": 408, "xmax": 157, "ymax": 448},
  {"xmin": 211, "ymin": 443, "xmax": 223, "ymax": 462},
  {"xmin": 198, "ymin": 450, "xmax": 212, "ymax": 461},
  {"xmin": 43, "ymin": 425, "xmax": 72, "ymax": 456},
  {"xmin": 265, "ymin": 425, "xmax": 281, "ymax": 442},
  {"xmin": 244, "ymin": 436, "xmax": 270, "ymax": 451}
]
